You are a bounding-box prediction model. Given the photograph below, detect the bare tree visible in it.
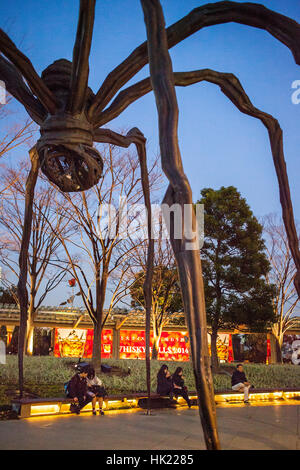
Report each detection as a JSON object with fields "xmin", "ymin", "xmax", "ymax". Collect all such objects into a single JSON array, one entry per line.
[
  {"xmin": 0, "ymin": 98, "xmax": 35, "ymax": 195},
  {"xmin": 0, "ymin": 119, "xmax": 33, "ymax": 160},
  {"xmin": 0, "ymin": 164, "xmax": 70, "ymax": 354},
  {"xmin": 129, "ymin": 236, "xmax": 183, "ymax": 360},
  {"xmin": 263, "ymin": 214, "xmax": 300, "ymax": 362},
  {"xmin": 49, "ymin": 143, "xmax": 160, "ymax": 371}
]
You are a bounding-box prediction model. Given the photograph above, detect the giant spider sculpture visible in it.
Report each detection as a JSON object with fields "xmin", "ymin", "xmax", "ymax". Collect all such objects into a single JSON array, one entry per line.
[{"xmin": 1, "ymin": 0, "xmax": 300, "ymax": 450}]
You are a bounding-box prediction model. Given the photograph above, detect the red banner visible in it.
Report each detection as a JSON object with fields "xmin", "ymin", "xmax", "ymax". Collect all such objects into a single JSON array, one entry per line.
[
  {"xmin": 54, "ymin": 328, "xmax": 112, "ymax": 358},
  {"xmin": 228, "ymin": 334, "xmax": 234, "ymax": 363},
  {"xmin": 119, "ymin": 329, "xmax": 190, "ymax": 361},
  {"xmin": 266, "ymin": 338, "xmax": 271, "ymax": 364},
  {"xmin": 54, "ymin": 328, "xmax": 234, "ymax": 362}
]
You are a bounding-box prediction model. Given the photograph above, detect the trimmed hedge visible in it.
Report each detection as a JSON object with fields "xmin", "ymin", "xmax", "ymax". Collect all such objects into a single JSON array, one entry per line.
[{"xmin": 0, "ymin": 356, "xmax": 299, "ymax": 405}]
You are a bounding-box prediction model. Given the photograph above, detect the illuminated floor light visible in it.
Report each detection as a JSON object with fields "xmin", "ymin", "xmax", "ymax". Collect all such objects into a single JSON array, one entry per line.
[
  {"xmin": 60, "ymin": 404, "xmax": 72, "ymax": 413},
  {"xmin": 25, "ymin": 390, "xmax": 300, "ymax": 417},
  {"xmin": 30, "ymin": 404, "xmax": 60, "ymax": 415}
]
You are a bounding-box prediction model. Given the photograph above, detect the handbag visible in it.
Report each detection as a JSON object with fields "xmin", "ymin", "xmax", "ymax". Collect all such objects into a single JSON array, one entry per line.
[
  {"xmin": 90, "ymin": 384, "xmax": 107, "ymax": 397},
  {"xmin": 70, "ymin": 402, "xmax": 80, "ymax": 413}
]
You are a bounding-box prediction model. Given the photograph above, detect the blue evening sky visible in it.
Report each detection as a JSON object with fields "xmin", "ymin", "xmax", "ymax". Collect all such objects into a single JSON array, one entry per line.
[{"xmin": 0, "ymin": 0, "xmax": 299, "ymax": 307}]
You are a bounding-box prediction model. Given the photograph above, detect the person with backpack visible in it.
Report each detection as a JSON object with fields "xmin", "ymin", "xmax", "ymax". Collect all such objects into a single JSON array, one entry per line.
[
  {"xmin": 171, "ymin": 367, "xmax": 192, "ymax": 408},
  {"xmin": 86, "ymin": 367, "xmax": 107, "ymax": 416},
  {"xmin": 157, "ymin": 364, "xmax": 173, "ymax": 398},
  {"xmin": 66, "ymin": 363, "xmax": 92, "ymax": 415}
]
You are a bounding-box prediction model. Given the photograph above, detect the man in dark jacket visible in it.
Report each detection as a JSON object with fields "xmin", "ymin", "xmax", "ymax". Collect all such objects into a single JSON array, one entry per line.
[
  {"xmin": 68, "ymin": 365, "xmax": 92, "ymax": 414},
  {"xmin": 231, "ymin": 364, "xmax": 252, "ymax": 403}
]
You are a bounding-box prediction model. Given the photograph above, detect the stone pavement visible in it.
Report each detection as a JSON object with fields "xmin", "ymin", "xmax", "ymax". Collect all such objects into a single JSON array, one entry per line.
[{"xmin": 0, "ymin": 403, "xmax": 299, "ymax": 450}]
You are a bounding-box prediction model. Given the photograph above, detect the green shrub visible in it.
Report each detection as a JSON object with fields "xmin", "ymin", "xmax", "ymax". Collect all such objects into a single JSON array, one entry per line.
[{"xmin": 0, "ymin": 357, "xmax": 299, "ymax": 404}]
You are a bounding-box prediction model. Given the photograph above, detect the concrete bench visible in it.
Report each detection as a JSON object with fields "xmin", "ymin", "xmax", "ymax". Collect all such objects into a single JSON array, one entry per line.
[
  {"xmin": 11, "ymin": 388, "xmax": 300, "ymax": 418},
  {"xmin": 214, "ymin": 388, "xmax": 300, "ymax": 404},
  {"xmin": 12, "ymin": 392, "xmax": 165, "ymax": 418}
]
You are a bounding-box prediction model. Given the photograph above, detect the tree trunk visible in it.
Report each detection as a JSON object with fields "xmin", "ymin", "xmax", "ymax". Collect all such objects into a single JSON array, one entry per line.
[
  {"xmin": 139, "ymin": 147, "xmax": 154, "ymax": 413},
  {"xmin": 127, "ymin": 129, "xmax": 154, "ymax": 415},
  {"xmin": 210, "ymin": 329, "xmax": 219, "ymax": 373},
  {"xmin": 272, "ymin": 323, "xmax": 283, "ymax": 364},
  {"xmin": 92, "ymin": 321, "xmax": 102, "ymax": 373},
  {"xmin": 26, "ymin": 321, "xmax": 34, "ymax": 356},
  {"xmin": 145, "ymin": 296, "xmax": 152, "ymax": 414},
  {"xmin": 91, "ymin": 275, "xmax": 107, "ymax": 372},
  {"xmin": 26, "ymin": 301, "xmax": 35, "ymax": 355},
  {"xmin": 141, "ymin": 0, "xmax": 220, "ymax": 449},
  {"xmin": 17, "ymin": 147, "xmax": 39, "ymax": 397},
  {"xmin": 151, "ymin": 330, "xmax": 161, "ymax": 360},
  {"xmin": 275, "ymin": 336, "xmax": 283, "ymax": 363}
]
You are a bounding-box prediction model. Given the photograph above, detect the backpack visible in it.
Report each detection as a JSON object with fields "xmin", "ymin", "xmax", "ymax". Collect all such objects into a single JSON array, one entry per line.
[{"xmin": 64, "ymin": 381, "xmax": 70, "ymax": 396}]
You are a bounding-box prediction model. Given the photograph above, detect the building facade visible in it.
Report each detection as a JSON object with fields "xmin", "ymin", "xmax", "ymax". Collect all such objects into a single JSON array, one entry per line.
[{"xmin": 0, "ymin": 304, "xmax": 299, "ymax": 364}]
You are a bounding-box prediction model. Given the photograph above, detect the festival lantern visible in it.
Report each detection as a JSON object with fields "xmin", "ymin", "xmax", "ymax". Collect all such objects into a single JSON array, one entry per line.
[
  {"xmin": 227, "ymin": 334, "xmax": 234, "ymax": 363},
  {"xmin": 266, "ymin": 337, "xmax": 271, "ymax": 364},
  {"xmin": 68, "ymin": 278, "xmax": 76, "ymax": 288}
]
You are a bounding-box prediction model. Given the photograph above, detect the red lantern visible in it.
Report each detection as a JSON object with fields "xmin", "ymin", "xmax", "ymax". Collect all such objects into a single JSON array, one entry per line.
[
  {"xmin": 68, "ymin": 278, "xmax": 76, "ymax": 287},
  {"xmin": 227, "ymin": 334, "xmax": 234, "ymax": 363},
  {"xmin": 266, "ymin": 338, "xmax": 271, "ymax": 364}
]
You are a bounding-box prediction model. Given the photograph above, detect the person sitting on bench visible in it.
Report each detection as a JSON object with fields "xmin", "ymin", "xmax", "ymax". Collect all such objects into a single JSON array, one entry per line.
[
  {"xmin": 231, "ymin": 364, "xmax": 252, "ymax": 404},
  {"xmin": 172, "ymin": 367, "xmax": 191, "ymax": 408},
  {"xmin": 157, "ymin": 364, "xmax": 173, "ymax": 398},
  {"xmin": 68, "ymin": 364, "xmax": 92, "ymax": 414},
  {"xmin": 86, "ymin": 366, "xmax": 106, "ymax": 416}
]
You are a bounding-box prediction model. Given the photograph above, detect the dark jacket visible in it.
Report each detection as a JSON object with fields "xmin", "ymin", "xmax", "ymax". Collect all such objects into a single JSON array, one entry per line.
[
  {"xmin": 68, "ymin": 374, "xmax": 88, "ymax": 398},
  {"xmin": 172, "ymin": 374, "xmax": 185, "ymax": 389},
  {"xmin": 231, "ymin": 370, "xmax": 247, "ymax": 387},
  {"xmin": 157, "ymin": 374, "xmax": 172, "ymax": 395}
]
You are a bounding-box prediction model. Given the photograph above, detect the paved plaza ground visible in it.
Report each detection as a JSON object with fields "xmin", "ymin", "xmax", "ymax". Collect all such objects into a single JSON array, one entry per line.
[{"xmin": 0, "ymin": 403, "xmax": 299, "ymax": 450}]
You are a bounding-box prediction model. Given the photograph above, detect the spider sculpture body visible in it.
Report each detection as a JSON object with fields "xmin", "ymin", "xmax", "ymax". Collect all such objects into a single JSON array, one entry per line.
[
  {"xmin": 38, "ymin": 59, "xmax": 103, "ymax": 192},
  {"xmin": 1, "ymin": 0, "xmax": 300, "ymax": 451}
]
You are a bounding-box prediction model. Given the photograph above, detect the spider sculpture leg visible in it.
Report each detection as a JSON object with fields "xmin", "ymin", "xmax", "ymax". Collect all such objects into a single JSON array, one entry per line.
[
  {"xmin": 94, "ymin": 127, "xmax": 154, "ymax": 414},
  {"xmin": 96, "ymin": 68, "xmax": 300, "ymax": 297},
  {"xmin": 141, "ymin": 0, "xmax": 220, "ymax": 450},
  {"xmin": 17, "ymin": 146, "xmax": 40, "ymax": 396}
]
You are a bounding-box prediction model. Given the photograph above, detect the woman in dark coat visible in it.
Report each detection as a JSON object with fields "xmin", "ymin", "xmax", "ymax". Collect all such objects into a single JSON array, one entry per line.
[
  {"xmin": 67, "ymin": 364, "xmax": 92, "ymax": 414},
  {"xmin": 157, "ymin": 364, "xmax": 173, "ymax": 397},
  {"xmin": 172, "ymin": 367, "xmax": 191, "ymax": 407}
]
